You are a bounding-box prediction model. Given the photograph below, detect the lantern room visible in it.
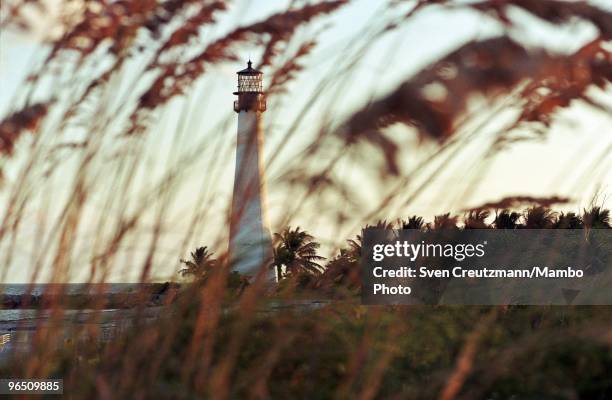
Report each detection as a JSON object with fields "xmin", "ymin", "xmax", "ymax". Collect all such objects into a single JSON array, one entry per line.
[
  {"xmin": 234, "ymin": 60, "xmax": 266, "ymax": 112},
  {"xmin": 235, "ymin": 60, "xmax": 263, "ymax": 93}
]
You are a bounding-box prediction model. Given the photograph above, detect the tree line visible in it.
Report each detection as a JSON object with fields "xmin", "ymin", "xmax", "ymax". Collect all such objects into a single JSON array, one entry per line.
[{"xmin": 178, "ymin": 206, "xmax": 610, "ymax": 291}]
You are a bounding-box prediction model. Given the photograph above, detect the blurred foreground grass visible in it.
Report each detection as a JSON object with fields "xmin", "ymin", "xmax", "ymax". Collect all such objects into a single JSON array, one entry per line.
[{"xmin": 3, "ymin": 286, "xmax": 611, "ymax": 399}]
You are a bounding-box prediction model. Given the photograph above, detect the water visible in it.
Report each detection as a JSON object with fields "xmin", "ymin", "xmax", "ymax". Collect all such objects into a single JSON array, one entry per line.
[
  {"xmin": 0, "ymin": 309, "xmax": 123, "ymax": 323},
  {"xmin": 0, "ymin": 309, "xmax": 45, "ymax": 322},
  {"xmin": 0, "ymin": 283, "xmax": 153, "ymax": 297},
  {"xmin": 0, "ymin": 310, "xmax": 165, "ymax": 364},
  {"xmin": 0, "ymin": 284, "xmax": 168, "ymax": 363},
  {"xmin": 0, "ymin": 284, "xmax": 327, "ymax": 363}
]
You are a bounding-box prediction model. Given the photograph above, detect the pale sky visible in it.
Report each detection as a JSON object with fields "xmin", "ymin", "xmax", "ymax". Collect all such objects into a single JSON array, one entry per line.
[{"xmin": 0, "ymin": 0, "xmax": 611, "ymax": 282}]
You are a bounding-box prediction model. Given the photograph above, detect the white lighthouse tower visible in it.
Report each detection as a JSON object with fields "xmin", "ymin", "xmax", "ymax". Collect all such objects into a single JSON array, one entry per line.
[{"xmin": 230, "ymin": 60, "xmax": 272, "ymax": 276}]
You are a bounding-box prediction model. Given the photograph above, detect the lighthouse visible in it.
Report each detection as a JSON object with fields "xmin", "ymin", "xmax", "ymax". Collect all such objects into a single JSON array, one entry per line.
[{"xmin": 229, "ymin": 60, "xmax": 272, "ymax": 276}]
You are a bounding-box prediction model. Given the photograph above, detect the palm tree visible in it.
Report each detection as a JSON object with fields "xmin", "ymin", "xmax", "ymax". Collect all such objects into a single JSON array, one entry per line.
[
  {"xmin": 463, "ymin": 210, "xmax": 490, "ymax": 229},
  {"xmin": 431, "ymin": 213, "xmax": 458, "ymax": 230},
  {"xmin": 345, "ymin": 220, "xmax": 394, "ymax": 261},
  {"xmin": 555, "ymin": 212, "xmax": 583, "ymax": 229},
  {"xmin": 319, "ymin": 248, "xmax": 360, "ymax": 292},
  {"xmin": 494, "ymin": 209, "xmax": 520, "ymax": 229},
  {"xmin": 273, "ymin": 227, "xmax": 325, "ymax": 279},
  {"xmin": 401, "ymin": 215, "xmax": 425, "ymax": 230},
  {"xmin": 523, "ymin": 206, "xmax": 556, "ymax": 228},
  {"xmin": 320, "ymin": 220, "xmax": 393, "ymax": 291},
  {"xmin": 582, "ymin": 206, "xmax": 610, "ymax": 229},
  {"xmin": 179, "ymin": 246, "xmax": 217, "ymax": 279},
  {"xmin": 345, "ymin": 237, "xmax": 361, "ymax": 264}
]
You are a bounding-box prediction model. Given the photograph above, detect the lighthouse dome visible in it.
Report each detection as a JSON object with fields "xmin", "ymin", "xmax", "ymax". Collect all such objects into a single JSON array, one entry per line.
[{"xmin": 237, "ymin": 60, "xmax": 262, "ymax": 75}]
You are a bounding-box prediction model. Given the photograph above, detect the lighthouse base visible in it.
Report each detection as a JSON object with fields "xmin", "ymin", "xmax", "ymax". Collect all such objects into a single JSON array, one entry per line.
[{"xmin": 229, "ymin": 226, "xmax": 272, "ymax": 277}]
